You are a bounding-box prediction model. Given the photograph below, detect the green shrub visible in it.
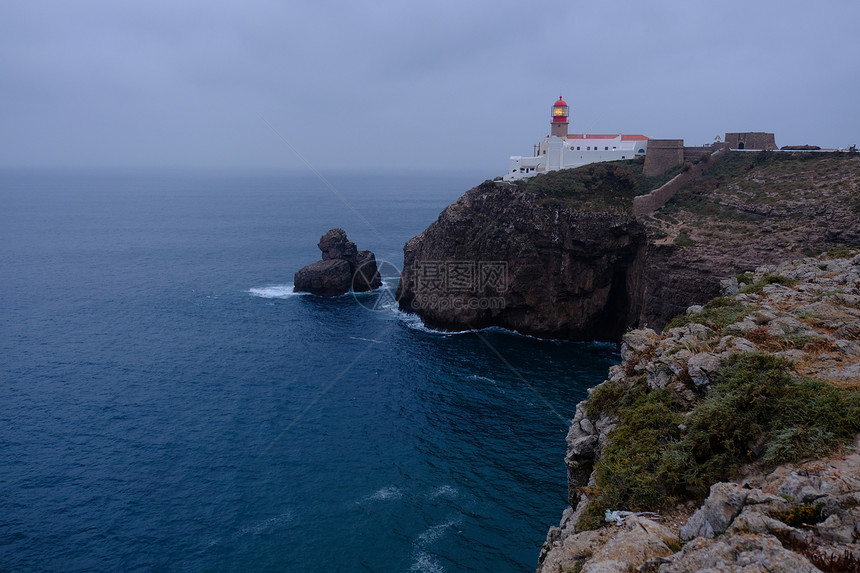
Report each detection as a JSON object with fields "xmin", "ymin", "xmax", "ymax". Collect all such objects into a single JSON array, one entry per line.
[
  {"xmin": 673, "ymin": 229, "xmax": 695, "ymax": 247},
  {"xmin": 825, "ymin": 246, "xmax": 857, "ymax": 259},
  {"xmin": 580, "ymin": 353, "xmax": 860, "ymax": 519},
  {"xmin": 736, "ymin": 271, "xmax": 754, "ymax": 284},
  {"xmin": 775, "ymin": 503, "xmax": 825, "ymax": 527},
  {"xmin": 589, "ymin": 389, "xmax": 684, "ymax": 512},
  {"xmin": 584, "ymin": 377, "xmax": 647, "ymax": 417},
  {"xmin": 518, "ymin": 160, "xmax": 681, "ymax": 212},
  {"xmin": 575, "ymin": 499, "xmax": 606, "ymax": 532},
  {"xmin": 662, "ymin": 354, "xmax": 860, "ymax": 497},
  {"xmin": 664, "ymin": 296, "xmax": 751, "ymax": 332},
  {"xmin": 739, "ymin": 274, "xmax": 797, "ymax": 294}
]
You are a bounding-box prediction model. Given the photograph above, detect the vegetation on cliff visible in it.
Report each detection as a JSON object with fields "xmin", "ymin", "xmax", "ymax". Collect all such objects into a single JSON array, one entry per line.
[
  {"xmin": 538, "ymin": 253, "xmax": 860, "ymax": 572},
  {"xmin": 577, "ymin": 252, "xmax": 860, "ymax": 530},
  {"xmin": 650, "ymin": 151, "xmax": 860, "ymax": 255},
  {"xmin": 637, "ymin": 151, "xmax": 860, "ymax": 330},
  {"xmin": 580, "ymin": 352, "xmax": 860, "ymax": 529},
  {"xmin": 665, "ymin": 151, "xmax": 860, "ymax": 216},
  {"xmin": 514, "ymin": 159, "xmax": 681, "ymax": 212}
]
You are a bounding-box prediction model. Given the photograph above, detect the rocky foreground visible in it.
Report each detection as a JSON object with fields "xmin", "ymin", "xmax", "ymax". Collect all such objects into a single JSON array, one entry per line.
[{"xmin": 538, "ymin": 253, "xmax": 860, "ymax": 572}]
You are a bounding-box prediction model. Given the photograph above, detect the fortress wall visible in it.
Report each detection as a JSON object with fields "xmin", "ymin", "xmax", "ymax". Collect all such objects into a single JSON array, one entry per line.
[
  {"xmin": 683, "ymin": 146, "xmax": 718, "ymax": 161},
  {"xmin": 643, "ymin": 140, "xmax": 684, "ymax": 176},
  {"xmin": 633, "ymin": 148, "xmax": 726, "ymax": 217},
  {"xmin": 725, "ymin": 132, "xmax": 778, "ymax": 150}
]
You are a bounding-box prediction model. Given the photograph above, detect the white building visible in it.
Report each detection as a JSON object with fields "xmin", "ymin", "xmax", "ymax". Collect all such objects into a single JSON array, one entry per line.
[{"xmin": 503, "ymin": 97, "xmax": 649, "ymax": 181}]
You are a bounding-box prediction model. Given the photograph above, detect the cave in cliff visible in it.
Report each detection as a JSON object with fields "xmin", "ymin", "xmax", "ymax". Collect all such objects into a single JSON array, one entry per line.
[{"xmin": 593, "ymin": 266, "xmax": 633, "ymax": 341}]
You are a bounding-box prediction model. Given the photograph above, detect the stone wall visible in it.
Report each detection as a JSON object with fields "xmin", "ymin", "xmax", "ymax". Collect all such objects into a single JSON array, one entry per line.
[
  {"xmin": 645, "ymin": 133, "xmax": 776, "ymax": 175},
  {"xmin": 643, "ymin": 139, "xmax": 684, "ymax": 176},
  {"xmin": 725, "ymin": 132, "xmax": 777, "ymax": 150},
  {"xmin": 684, "ymin": 145, "xmax": 720, "ymax": 162},
  {"xmin": 633, "ymin": 148, "xmax": 726, "ymax": 217}
]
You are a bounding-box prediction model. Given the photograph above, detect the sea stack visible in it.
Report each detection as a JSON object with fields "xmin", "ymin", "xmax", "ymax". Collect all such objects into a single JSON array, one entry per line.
[{"xmin": 294, "ymin": 228, "xmax": 382, "ymax": 297}]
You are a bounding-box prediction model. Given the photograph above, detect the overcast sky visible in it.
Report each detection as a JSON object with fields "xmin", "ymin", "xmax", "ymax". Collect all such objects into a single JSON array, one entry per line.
[{"xmin": 2, "ymin": 1, "xmax": 858, "ymax": 175}]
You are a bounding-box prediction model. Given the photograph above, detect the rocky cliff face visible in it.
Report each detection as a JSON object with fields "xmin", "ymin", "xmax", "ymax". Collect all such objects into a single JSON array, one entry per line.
[
  {"xmin": 396, "ymin": 153, "xmax": 860, "ymax": 338},
  {"xmin": 638, "ymin": 152, "xmax": 860, "ymax": 329},
  {"xmin": 537, "ymin": 254, "xmax": 860, "ymax": 572},
  {"xmin": 396, "ymin": 181, "xmax": 646, "ymax": 341}
]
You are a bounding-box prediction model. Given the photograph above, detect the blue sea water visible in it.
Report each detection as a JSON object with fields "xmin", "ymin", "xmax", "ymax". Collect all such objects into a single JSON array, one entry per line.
[{"xmin": 0, "ymin": 168, "xmax": 619, "ymax": 572}]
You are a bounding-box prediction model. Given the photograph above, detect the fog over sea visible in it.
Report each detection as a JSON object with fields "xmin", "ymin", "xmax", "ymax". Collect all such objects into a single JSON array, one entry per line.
[{"xmin": 0, "ymin": 168, "xmax": 618, "ymax": 572}]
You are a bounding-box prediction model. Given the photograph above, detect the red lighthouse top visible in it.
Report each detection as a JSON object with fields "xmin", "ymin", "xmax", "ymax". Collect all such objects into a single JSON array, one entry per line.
[
  {"xmin": 551, "ymin": 96, "xmax": 569, "ymax": 123},
  {"xmin": 551, "ymin": 96, "xmax": 570, "ymax": 137}
]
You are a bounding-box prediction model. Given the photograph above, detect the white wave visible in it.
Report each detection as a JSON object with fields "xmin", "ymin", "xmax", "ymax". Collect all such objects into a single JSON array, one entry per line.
[
  {"xmin": 409, "ymin": 551, "xmax": 444, "ymax": 573},
  {"xmin": 248, "ymin": 284, "xmax": 309, "ymax": 298},
  {"xmin": 358, "ymin": 485, "xmax": 403, "ymax": 504},
  {"xmin": 234, "ymin": 510, "xmax": 295, "ymax": 538},
  {"xmin": 349, "ymin": 336, "xmax": 383, "ymax": 344},
  {"xmin": 466, "ymin": 374, "xmax": 506, "ymax": 394},
  {"xmin": 393, "ymin": 309, "xmax": 547, "ymax": 339},
  {"xmin": 415, "ymin": 518, "xmax": 461, "ymax": 546},
  {"xmin": 393, "ymin": 310, "xmax": 470, "ymax": 336},
  {"xmin": 352, "ymin": 287, "xmax": 399, "ymax": 311},
  {"xmin": 428, "ymin": 484, "xmax": 459, "ymax": 500}
]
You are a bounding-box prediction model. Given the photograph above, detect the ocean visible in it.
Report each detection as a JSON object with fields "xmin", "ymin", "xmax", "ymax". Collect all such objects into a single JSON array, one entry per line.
[{"xmin": 0, "ymin": 168, "xmax": 619, "ymax": 572}]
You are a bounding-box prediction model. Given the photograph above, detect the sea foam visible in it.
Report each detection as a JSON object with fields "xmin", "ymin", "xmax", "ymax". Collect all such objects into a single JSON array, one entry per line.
[
  {"xmin": 235, "ymin": 510, "xmax": 295, "ymax": 537},
  {"xmin": 428, "ymin": 484, "xmax": 459, "ymax": 500},
  {"xmin": 248, "ymin": 284, "xmax": 308, "ymax": 298},
  {"xmin": 358, "ymin": 485, "xmax": 404, "ymax": 504},
  {"xmin": 409, "ymin": 551, "xmax": 444, "ymax": 573}
]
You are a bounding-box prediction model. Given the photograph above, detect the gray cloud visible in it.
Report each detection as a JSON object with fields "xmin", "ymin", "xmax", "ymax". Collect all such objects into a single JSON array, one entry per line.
[{"xmin": 1, "ymin": 0, "xmax": 858, "ymax": 173}]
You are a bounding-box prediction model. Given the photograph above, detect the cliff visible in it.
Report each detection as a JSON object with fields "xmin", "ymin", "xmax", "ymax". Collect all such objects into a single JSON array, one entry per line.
[
  {"xmin": 396, "ymin": 152, "xmax": 860, "ymax": 339},
  {"xmin": 396, "ymin": 180, "xmax": 646, "ymax": 341},
  {"xmin": 638, "ymin": 151, "xmax": 860, "ymax": 330},
  {"xmin": 536, "ymin": 253, "xmax": 860, "ymax": 572}
]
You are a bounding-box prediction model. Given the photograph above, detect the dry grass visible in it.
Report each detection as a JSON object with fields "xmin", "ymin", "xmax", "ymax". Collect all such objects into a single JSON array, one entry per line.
[{"xmin": 742, "ymin": 326, "xmax": 828, "ymax": 353}]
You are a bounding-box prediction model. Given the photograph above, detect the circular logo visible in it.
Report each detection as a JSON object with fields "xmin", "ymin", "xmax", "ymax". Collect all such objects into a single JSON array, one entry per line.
[{"xmin": 351, "ymin": 258, "xmax": 402, "ymax": 312}]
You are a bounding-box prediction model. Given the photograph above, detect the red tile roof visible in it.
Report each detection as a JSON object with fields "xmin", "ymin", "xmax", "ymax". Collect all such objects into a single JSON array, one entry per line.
[{"xmin": 565, "ymin": 134, "xmax": 648, "ymax": 141}]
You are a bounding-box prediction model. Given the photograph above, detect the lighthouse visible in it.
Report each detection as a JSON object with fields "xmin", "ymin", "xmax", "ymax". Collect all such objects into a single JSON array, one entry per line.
[
  {"xmin": 550, "ymin": 96, "xmax": 569, "ymax": 138},
  {"xmin": 503, "ymin": 95, "xmax": 650, "ymax": 181}
]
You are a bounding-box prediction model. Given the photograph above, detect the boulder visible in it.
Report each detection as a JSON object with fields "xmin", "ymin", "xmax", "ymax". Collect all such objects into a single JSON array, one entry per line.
[
  {"xmin": 293, "ymin": 259, "xmax": 351, "ymax": 297},
  {"xmin": 686, "ymin": 352, "xmax": 721, "ymax": 388},
  {"xmin": 318, "ymin": 228, "xmax": 358, "ymax": 262},
  {"xmin": 659, "ymin": 534, "xmax": 820, "ymax": 573},
  {"xmin": 294, "ymin": 229, "xmax": 381, "ymax": 297},
  {"xmin": 680, "ymin": 482, "xmax": 748, "ymax": 540},
  {"xmin": 352, "ymin": 250, "xmax": 382, "ymax": 292}
]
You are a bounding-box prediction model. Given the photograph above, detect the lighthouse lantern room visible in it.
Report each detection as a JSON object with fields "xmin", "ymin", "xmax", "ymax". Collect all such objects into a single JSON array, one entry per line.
[{"xmin": 550, "ymin": 97, "xmax": 569, "ymax": 138}]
